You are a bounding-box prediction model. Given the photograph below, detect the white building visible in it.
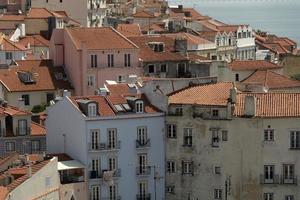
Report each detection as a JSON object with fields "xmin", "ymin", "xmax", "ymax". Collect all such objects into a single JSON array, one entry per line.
[
  {"xmin": 46, "ymin": 83, "xmax": 165, "ymax": 200},
  {"xmin": 31, "ymin": 0, "xmax": 107, "ymax": 27}
]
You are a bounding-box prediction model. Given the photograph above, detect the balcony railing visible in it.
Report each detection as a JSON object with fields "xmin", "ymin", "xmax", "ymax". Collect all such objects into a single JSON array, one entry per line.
[
  {"xmin": 16, "ymin": 127, "xmax": 31, "ymax": 136},
  {"xmin": 89, "ymin": 170, "xmax": 102, "ymax": 179},
  {"xmin": 136, "ymin": 166, "xmax": 151, "ymax": 176},
  {"xmin": 136, "ymin": 139, "xmax": 151, "ymax": 148},
  {"xmin": 89, "ymin": 169, "xmax": 121, "ymax": 179},
  {"xmin": 280, "ymin": 175, "xmax": 298, "ymax": 185},
  {"xmin": 88, "ymin": 141, "xmax": 121, "ymax": 151},
  {"xmin": 136, "ymin": 194, "xmax": 151, "ymax": 200},
  {"xmin": 260, "ymin": 174, "xmax": 280, "ymax": 184}
]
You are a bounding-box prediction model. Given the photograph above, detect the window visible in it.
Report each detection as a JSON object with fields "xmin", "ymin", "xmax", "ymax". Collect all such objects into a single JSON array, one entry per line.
[
  {"xmin": 91, "ymin": 54, "xmax": 97, "ymax": 68},
  {"xmin": 91, "ymin": 186, "xmax": 100, "ymax": 200},
  {"xmin": 137, "ymin": 127, "xmax": 147, "ymax": 145},
  {"xmin": 135, "ymin": 101, "xmax": 144, "ymax": 113},
  {"xmin": 5, "ymin": 52, "xmax": 12, "ymax": 60},
  {"xmin": 138, "ymin": 154, "xmax": 148, "ymax": 174},
  {"xmin": 21, "ymin": 94, "xmax": 30, "ymax": 106},
  {"xmin": 46, "ymin": 93, "xmax": 54, "ymax": 104},
  {"xmin": 183, "ymin": 128, "xmax": 193, "ymax": 147},
  {"xmin": 283, "ymin": 164, "xmax": 295, "ymax": 180},
  {"xmin": 264, "ymin": 129, "xmax": 274, "ymax": 141},
  {"xmin": 214, "ymin": 166, "xmax": 221, "ymax": 174},
  {"xmin": 108, "ymin": 54, "xmax": 114, "ymax": 67},
  {"xmin": 228, "ymin": 38, "xmax": 232, "ymax": 46},
  {"xmin": 88, "ymin": 103, "xmax": 97, "ymax": 117},
  {"xmin": 264, "ymin": 165, "xmax": 275, "ymax": 183},
  {"xmin": 166, "ymin": 186, "xmax": 175, "ymax": 194},
  {"xmin": 216, "ymin": 37, "xmax": 220, "ymax": 46},
  {"xmin": 214, "ymin": 189, "xmax": 222, "ymax": 199},
  {"xmin": 148, "ymin": 64, "xmax": 155, "ymax": 73},
  {"xmin": 138, "ymin": 181, "xmax": 148, "ymax": 196},
  {"xmin": 212, "ymin": 109, "xmax": 219, "ymax": 118},
  {"xmin": 212, "ymin": 129, "xmax": 219, "ymax": 147},
  {"xmin": 31, "ymin": 140, "xmax": 40, "ymax": 152},
  {"xmin": 235, "ymin": 73, "xmax": 239, "ymax": 81},
  {"xmin": 167, "ymin": 124, "xmax": 176, "ymax": 138},
  {"xmin": 160, "ymin": 64, "xmax": 167, "ymax": 73},
  {"xmin": 264, "ymin": 193, "xmax": 274, "ymax": 200},
  {"xmin": 108, "ymin": 129, "xmax": 117, "ymax": 149},
  {"xmin": 167, "ymin": 161, "xmax": 176, "ymax": 173},
  {"xmin": 182, "ymin": 161, "xmax": 193, "ymax": 174},
  {"xmin": 87, "ymin": 75, "xmax": 95, "ymax": 87},
  {"xmin": 18, "ymin": 119, "xmax": 27, "ymax": 135},
  {"xmin": 109, "ymin": 184, "xmax": 117, "ymax": 200},
  {"xmin": 285, "ymin": 195, "xmax": 294, "ymax": 200},
  {"xmin": 222, "ymin": 130, "xmax": 228, "ymax": 141},
  {"xmin": 247, "ymin": 31, "xmax": 251, "ymax": 37},
  {"xmin": 238, "ymin": 32, "xmax": 242, "ymax": 39},
  {"xmin": 175, "ymin": 107, "xmax": 183, "ymax": 116},
  {"xmin": 91, "ymin": 130, "xmax": 99, "ymax": 150},
  {"xmin": 5, "ymin": 142, "xmax": 15, "ymax": 152},
  {"xmin": 108, "ymin": 157, "xmax": 117, "ymax": 171},
  {"xmin": 290, "ymin": 131, "xmax": 300, "ymax": 149},
  {"xmin": 91, "ymin": 159, "xmax": 100, "ymax": 175},
  {"xmin": 124, "ymin": 54, "xmax": 131, "ymax": 67}
]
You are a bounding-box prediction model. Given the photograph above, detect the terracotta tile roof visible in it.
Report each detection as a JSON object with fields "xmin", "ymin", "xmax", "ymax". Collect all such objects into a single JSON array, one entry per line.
[
  {"xmin": 170, "ymin": 7, "xmax": 207, "ymax": 20},
  {"xmin": 0, "ymin": 105, "xmax": 30, "ymax": 116},
  {"xmin": 7, "ymin": 159, "xmax": 50, "ymax": 192},
  {"xmin": 187, "ymin": 54, "xmax": 211, "ymax": 63},
  {"xmin": 31, "ymin": 122, "xmax": 46, "ymax": 136},
  {"xmin": 132, "ymin": 10, "xmax": 156, "ymax": 18},
  {"xmin": 217, "ymin": 25, "xmax": 240, "ymax": 33},
  {"xmin": 26, "ymin": 7, "xmax": 64, "ymax": 19},
  {"xmin": 0, "ymin": 14, "xmax": 25, "ymax": 21},
  {"xmin": 164, "ymin": 32, "xmax": 214, "ymax": 46},
  {"xmin": 128, "ymin": 35, "xmax": 188, "ymax": 62},
  {"xmin": 116, "ymin": 23, "xmax": 142, "ymax": 37},
  {"xmin": 17, "ymin": 35, "xmax": 50, "ymax": 48},
  {"xmin": 228, "ymin": 60, "xmax": 282, "ymax": 71},
  {"xmin": 0, "ymin": 186, "xmax": 8, "ymax": 200},
  {"xmin": 0, "ymin": 59, "xmax": 72, "ymax": 92},
  {"xmin": 169, "ymin": 82, "xmax": 233, "ymax": 106},
  {"xmin": 242, "ymin": 70, "xmax": 300, "ymax": 89},
  {"xmin": 234, "ymin": 93, "xmax": 300, "ymax": 118},
  {"xmin": 66, "ymin": 27, "xmax": 139, "ymax": 50},
  {"xmin": 141, "ymin": 22, "xmax": 166, "ymax": 33},
  {"xmin": 8, "ymin": 167, "xmax": 27, "ymax": 176},
  {"xmin": 0, "ymin": 36, "xmax": 27, "ymax": 51},
  {"xmin": 106, "ymin": 83, "xmax": 130, "ymax": 96},
  {"xmin": 0, "ymin": 152, "xmax": 18, "ymax": 166},
  {"xmin": 48, "ymin": 153, "xmax": 73, "ymax": 161}
]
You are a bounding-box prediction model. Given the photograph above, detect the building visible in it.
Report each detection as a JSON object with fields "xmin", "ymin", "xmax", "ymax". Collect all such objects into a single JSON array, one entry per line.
[
  {"xmin": 31, "ymin": 0, "xmax": 107, "ymax": 27},
  {"xmin": 50, "ymin": 27, "xmax": 141, "ymax": 96},
  {"xmin": 0, "ymin": 60, "xmax": 72, "ymax": 111},
  {"xmin": 0, "ymin": 0, "xmax": 28, "ymax": 14},
  {"xmin": 0, "ymin": 102, "xmax": 46, "ymax": 156},
  {"xmin": 166, "ymin": 82, "xmax": 300, "ymax": 200},
  {"xmin": 46, "ymin": 82, "xmax": 165, "ymax": 200}
]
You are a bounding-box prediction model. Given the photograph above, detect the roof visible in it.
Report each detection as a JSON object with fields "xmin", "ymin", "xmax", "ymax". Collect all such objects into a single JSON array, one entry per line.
[
  {"xmin": 164, "ymin": 32, "xmax": 214, "ymax": 46},
  {"xmin": 141, "ymin": 22, "xmax": 166, "ymax": 33},
  {"xmin": 128, "ymin": 35, "xmax": 188, "ymax": 62},
  {"xmin": 58, "ymin": 160, "xmax": 85, "ymax": 171},
  {"xmin": 0, "ymin": 152, "xmax": 18, "ymax": 166},
  {"xmin": 48, "ymin": 153, "xmax": 73, "ymax": 162},
  {"xmin": 0, "ymin": 186, "xmax": 8, "ymax": 200},
  {"xmin": 234, "ymin": 93, "xmax": 300, "ymax": 118},
  {"xmin": 0, "ymin": 14, "xmax": 25, "ymax": 21},
  {"xmin": 31, "ymin": 122, "xmax": 46, "ymax": 136},
  {"xmin": 0, "ymin": 60, "xmax": 72, "ymax": 92},
  {"xmin": 17, "ymin": 35, "xmax": 50, "ymax": 48},
  {"xmin": 132, "ymin": 10, "xmax": 156, "ymax": 18},
  {"xmin": 170, "ymin": 7, "xmax": 207, "ymax": 20},
  {"xmin": 228, "ymin": 60, "xmax": 282, "ymax": 71},
  {"xmin": 26, "ymin": 7, "xmax": 64, "ymax": 19},
  {"xmin": 0, "ymin": 105, "xmax": 30, "ymax": 116},
  {"xmin": 0, "ymin": 36, "xmax": 27, "ymax": 51},
  {"xmin": 168, "ymin": 82, "xmax": 233, "ymax": 106},
  {"xmin": 242, "ymin": 70, "xmax": 300, "ymax": 89},
  {"xmin": 116, "ymin": 23, "xmax": 142, "ymax": 37},
  {"xmin": 66, "ymin": 27, "xmax": 139, "ymax": 50}
]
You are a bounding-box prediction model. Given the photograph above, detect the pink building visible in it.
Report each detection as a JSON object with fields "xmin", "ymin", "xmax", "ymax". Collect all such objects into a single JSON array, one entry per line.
[{"xmin": 50, "ymin": 27, "xmax": 141, "ymax": 95}]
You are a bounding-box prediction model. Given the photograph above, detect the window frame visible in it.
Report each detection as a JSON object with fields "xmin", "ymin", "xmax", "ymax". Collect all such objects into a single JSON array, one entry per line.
[
  {"xmin": 88, "ymin": 103, "xmax": 97, "ymax": 117},
  {"xmin": 167, "ymin": 124, "xmax": 177, "ymax": 138},
  {"xmin": 5, "ymin": 141, "xmax": 16, "ymax": 152}
]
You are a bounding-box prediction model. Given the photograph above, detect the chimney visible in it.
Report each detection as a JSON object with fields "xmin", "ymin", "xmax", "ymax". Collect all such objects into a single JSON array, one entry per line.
[
  {"xmin": 18, "ymin": 98, "xmax": 25, "ymax": 110},
  {"xmin": 244, "ymin": 95, "xmax": 256, "ymax": 117},
  {"xmin": 27, "ymin": 164, "xmax": 32, "ymax": 178},
  {"xmin": 229, "ymin": 87, "xmax": 237, "ymax": 103},
  {"xmin": 174, "ymin": 37, "xmax": 188, "ymax": 56},
  {"xmin": 63, "ymin": 90, "xmax": 71, "ymax": 98},
  {"xmin": 178, "ymin": 5, "xmax": 183, "ymax": 11}
]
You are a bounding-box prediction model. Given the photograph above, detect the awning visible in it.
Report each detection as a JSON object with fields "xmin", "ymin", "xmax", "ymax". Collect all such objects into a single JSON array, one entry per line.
[{"xmin": 58, "ymin": 160, "xmax": 85, "ymax": 171}]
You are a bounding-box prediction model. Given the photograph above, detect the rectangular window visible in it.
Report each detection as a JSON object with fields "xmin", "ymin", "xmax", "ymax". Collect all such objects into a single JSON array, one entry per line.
[
  {"xmin": 214, "ymin": 189, "xmax": 222, "ymax": 199},
  {"xmin": 160, "ymin": 64, "xmax": 167, "ymax": 73},
  {"xmin": 138, "ymin": 154, "xmax": 148, "ymax": 174},
  {"xmin": 5, "ymin": 52, "xmax": 12, "ymax": 60},
  {"xmin": 183, "ymin": 128, "xmax": 193, "ymax": 147},
  {"xmin": 91, "ymin": 54, "xmax": 97, "ymax": 68},
  {"xmin": 214, "ymin": 166, "xmax": 221, "ymax": 174},
  {"xmin": 124, "ymin": 54, "xmax": 131, "ymax": 67},
  {"xmin": 31, "ymin": 140, "xmax": 40, "ymax": 152},
  {"xmin": 88, "ymin": 103, "xmax": 97, "ymax": 117},
  {"xmin": 212, "ymin": 130, "xmax": 219, "ymax": 147},
  {"xmin": 91, "ymin": 185, "xmax": 100, "ymax": 200},
  {"xmin": 175, "ymin": 107, "xmax": 183, "ymax": 116},
  {"xmin": 18, "ymin": 119, "xmax": 27, "ymax": 135},
  {"xmin": 148, "ymin": 64, "xmax": 155, "ymax": 73},
  {"xmin": 138, "ymin": 180, "xmax": 148, "ymax": 196},
  {"xmin": 264, "ymin": 129, "xmax": 274, "ymax": 141},
  {"xmin": 167, "ymin": 124, "xmax": 176, "ymax": 138},
  {"xmin": 167, "ymin": 161, "xmax": 176, "ymax": 173},
  {"xmin": 222, "ymin": 130, "xmax": 228, "ymax": 141},
  {"xmin": 264, "ymin": 193, "xmax": 274, "ymax": 200},
  {"xmin": 87, "ymin": 75, "xmax": 95, "ymax": 87},
  {"xmin": 137, "ymin": 127, "xmax": 148, "ymax": 145},
  {"xmin": 108, "ymin": 54, "xmax": 114, "ymax": 67},
  {"xmin": 91, "ymin": 130, "xmax": 99, "ymax": 150},
  {"xmin": 91, "ymin": 159, "xmax": 100, "ymax": 178},
  {"xmin": 212, "ymin": 109, "xmax": 219, "ymax": 118},
  {"xmin": 46, "ymin": 93, "xmax": 54, "ymax": 104},
  {"xmin": 21, "ymin": 94, "xmax": 30, "ymax": 106},
  {"xmin": 5, "ymin": 142, "xmax": 15, "ymax": 152},
  {"xmin": 182, "ymin": 161, "xmax": 193, "ymax": 174},
  {"xmin": 264, "ymin": 165, "xmax": 274, "ymax": 183},
  {"xmin": 109, "ymin": 184, "xmax": 117, "ymax": 200},
  {"xmin": 108, "ymin": 157, "xmax": 117, "ymax": 171},
  {"xmin": 283, "ymin": 164, "xmax": 295, "ymax": 180},
  {"xmin": 108, "ymin": 129, "xmax": 117, "ymax": 149},
  {"xmin": 285, "ymin": 195, "xmax": 294, "ymax": 200},
  {"xmin": 290, "ymin": 131, "xmax": 300, "ymax": 149},
  {"xmin": 135, "ymin": 101, "xmax": 144, "ymax": 113}
]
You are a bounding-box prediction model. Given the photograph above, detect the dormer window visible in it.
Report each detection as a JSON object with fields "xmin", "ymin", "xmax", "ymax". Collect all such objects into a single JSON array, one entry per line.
[
  {"xmin": 148, "ymin": 42, "xmax": 164, "ymax": 52},
  {"xmin": 88, "ymin": 103, "xmax": 97, "ymax": 117},
  {"xmin": 135, "ymin": 101, "xmax": 144, "ymax": 113}
]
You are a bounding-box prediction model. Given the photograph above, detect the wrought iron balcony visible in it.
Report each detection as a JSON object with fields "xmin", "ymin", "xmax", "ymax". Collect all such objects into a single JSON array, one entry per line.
[
  {"xmin": 280, "ymin": 175, "xmax": 297, "ymax": 185},
  {"xmin": 89, "ymin": 169, "xmax": 121, "ymax": 179},
  {"xmin": 136, "ymin": 166, "xmax": 151, "ymax": 176},
  {"xmin": 136, "ymin": 194, "xmax": 151, "ymax": 200},
  {"xmin": 136, "ymin": 139, "xmax": 151, "ymax": 148},
  {"xmin": 88, "ymin": 141, "xmax": 121, "ymax": 151},
  {"xmin": 260, "ymin": 174, "xmax": 280, "ymax": 184}
]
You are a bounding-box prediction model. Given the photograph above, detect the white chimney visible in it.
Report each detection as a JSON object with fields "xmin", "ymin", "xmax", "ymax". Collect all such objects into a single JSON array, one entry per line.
[
  {"xmin": 18, "ymin": 98, "xmax": 25, "ymax": 110},
  {"xmin": 244, "ymin": 95, "xmax": 256, "ymax": 117},
  {"xmin": 229, "ymin": 87, "xmax": 237, "ymax": 103},
  {"xmin": 27, "ymin": 164, "xmax": 32, "ymax": 177},
  {"xmin": 63, "ymin": 90, "xmax": 71, "ymax": 98}
]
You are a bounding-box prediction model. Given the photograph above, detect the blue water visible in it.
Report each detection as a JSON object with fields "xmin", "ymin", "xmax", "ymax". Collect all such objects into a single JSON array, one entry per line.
[{"xmin": 168, "ymin": 0, "xmax": 300, "ymax": 45}]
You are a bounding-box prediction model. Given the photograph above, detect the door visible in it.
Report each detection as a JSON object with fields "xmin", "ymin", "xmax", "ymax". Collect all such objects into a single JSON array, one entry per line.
[
  {"xmin": 138, "ymin": 154, "xmax": 147, "ymax": 174},
  {"xmin": 91, "ymin": 130, "xmax": 99, "ymax": 150},
  {"xmin": 264, "ymin": 165, "xmax": 274, "ymax": 183},
  {"xmin": 18, "ymin": 120, "xmax": 27, "ymax": 135},
  {"xmin": 108, "ymin": 129, "xmax": 117, "ymax": 149},
  {"xmin": 137, "ymin": 127, "xmax": 147, "ymax": 145}
]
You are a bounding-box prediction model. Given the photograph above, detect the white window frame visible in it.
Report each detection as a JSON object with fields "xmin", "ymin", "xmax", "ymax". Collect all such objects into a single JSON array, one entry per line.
[
  {"xmin": 214, "ymin": 189, "xmax": 222, "ymax": 199},
  {"xmin": 135, "ymin": 101, "xmax": 144, "ymax": 113},
  {"xmin": 137, "ymin": 126, "xmax": 147, "ymax": 145},
  {"xmin": 87, "ymin": 75, "xmax": 95, "ymax": 87},
  {"xmin": 108, "ymin": 157, "xmax": 117, "ymax": 171},
  {"xmin": 264, "ymin": 129, "xmax": 274, "ymax": 142},
  {"xmin": 31, "ymin": 140, "xmax": 40, "ymax": 151},
  {"xmin": 5, "ymin": 141, "xmax": 16, "ymax": 152},
  {"xmin": 183, "ymin": 128, "xmax": 193, "ymax": 147},
  {"xmin": 107, "ymin": 128, "xmax": 117, "ymax": 149},
  {"xmin": 290, "ymin": 131, "xmax": 300, "ymax": 149},
  {"xmin": 91, "ymin": 185, "xmax": 100, "ymax": 200},
  {"xmin": 167, "ymin": 124, "xmax": 176, "ymax": 138},
  {"xmin": 88, "ymin": 103, "xmax": 97, "ymax": 117},
  {"xmin": 182, "ymin": 161, "xmax": 192, "ymax": 174},
  {"xmin": 167, "ymin": 161, "xmax": 176, "ymax": 173},
  {"xmin": 264, "ymin": 193, "xmax": 274, "ymax": 200}
]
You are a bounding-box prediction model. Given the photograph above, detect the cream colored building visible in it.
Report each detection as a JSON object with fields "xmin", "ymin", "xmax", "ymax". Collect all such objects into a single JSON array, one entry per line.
[{"xmin": 166, "ymin": 82, "xmax": 300, "ymax": 200}]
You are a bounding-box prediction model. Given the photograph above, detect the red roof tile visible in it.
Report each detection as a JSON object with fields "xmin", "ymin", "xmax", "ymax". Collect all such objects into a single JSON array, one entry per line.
[
  {"xmin": 0, "ymin": 36, "xmax": 27, "ymax": 51},
  {"xmin": 116, "ymin": 23, "xmax": 142, "ymax": 37},
  {"xmin": 234, "ymin": 93, "xmax": 300, "ymax": 118},
  {"xmin": 169, "ymin": 82, "xmax": 233, "ymax": 106},
  {"xmin": 132, "ymin": 10, "xmax": 156, "ymax": 18},
  {"xmin": 228, "ymin": 60, "xmax": 282, "ymax": 71},
  {"xmin": 0, "ymin": 186, "xmax": 8, "ymax": 200},
  {"xmin": 26, "ymin": 7, "xmax": 64, "ymax": 19},
  {"xmin": 31, "ymin": 122, "xmax": 46, "ymax": 136},
  {"xmin": 17, "ymin": 35, "xmax": 50, "ymax": 48},
  {"xmin": 0, "ymin": 14, "xmax": 25, "ymax": 21},
  {"xmin": 164, "ymin": 32, "xmax": 214, "ymax": 46}
]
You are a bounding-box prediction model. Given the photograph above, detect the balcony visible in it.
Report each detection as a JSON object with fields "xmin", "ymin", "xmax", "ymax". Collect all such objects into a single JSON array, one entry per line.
[
  {"xmin": 16, "ymin": 127, "xmax": 31, "ymax": 136},
  {"xmin": 89, "ymin": 169, "xmax": 121, "ymax": 179},
  {"xmin": 136, "ymin": 166, "xmax": 151, "ymax": 176},
  {"xmin": 136, "ymin": 194, "xmax": 151, "ymax": 200},
  {"xmin": 88, "ymin": 141, "xmax": 121, "ymax": 151},
  {"xmin": 136, "ymin": 139, "xmax": 151, "ymax": 148},
  {"xmin": 281, "ymin": 175, "xmax": 297, "ymax": 185},
  {"xmin": 260, "ymin": 174, "xmax": 280, "ymax": 184}
]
